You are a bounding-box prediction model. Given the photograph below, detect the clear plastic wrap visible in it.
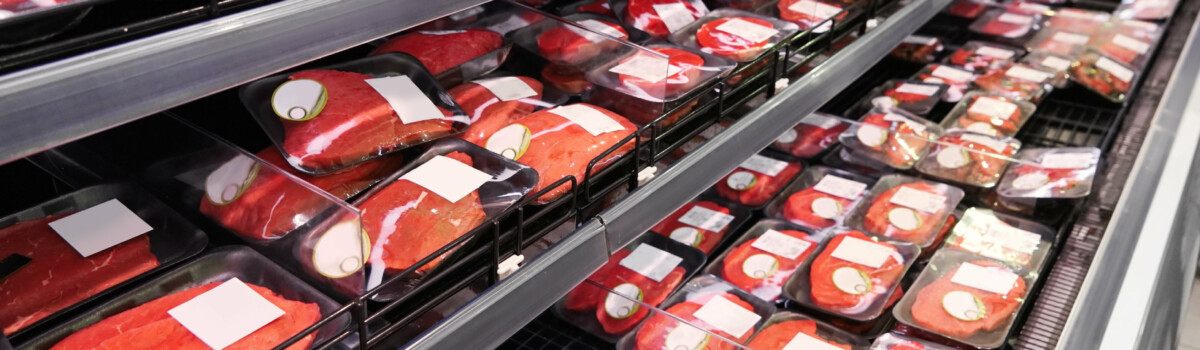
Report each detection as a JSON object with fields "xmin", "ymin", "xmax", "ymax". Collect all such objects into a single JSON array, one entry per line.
[
  {"xmin": 870, "ymin": 332, "xmax": 957, "ymax": 350},
  {"xmin": 765, "ymin": 166, "xmax": 877, "ymax": 231},
  {"xmin": 942, "ymin": 41, "xmax": 1025, "ymax": 73},
  {"xmin": 617, "ymin": 274, "xmax": 777, "ymax": 349},
  {"xmin": 668, "ymin": 8, "xmax": 800, "ymax": 62},
  {"xmin": 944, "ymin": 0, "xmax": 989, "ymax": 18},
  {"xmin": 783, "ymin": 228, "xmax": 919, "ymax": 322},
  {"xmin": 369, "ymin": 28, "xmax": 512, "ymax": 87},
  {"xmin": 515, "ymin": 15, "xmax": 638, "ymax": 66},
  {"xmin": 1003, "ymin": 1, "xmax": 1052, "ymax": 16},
  {"xmin": 938, "ymin": 92, "xmax": 1036, "ymax": 138},
  {"xmin": 846, "ymin": 174, "xmax": 965, "ymax": 249},
  {"xmin": 1115, "ymin": 18, "xmax": 1165, "ymax": 42},
  {"xmin": 853, "ymin": 80, "xmax": 948, "ymax": 116},
  {"xmin": 1019, "ymin": 51, "xmax": 1074, "ymax": 88},
  {"xmin": 1044, "ymin": 8, "xmax": 1110, "ymax": 34},
  {"xmin": 771, "ymin": 112, "xmax": 851, "ymax": 158},
  {"xmin": 1024, "ymin": 28, "xmax": 1091, "ymax": 57},
  {"xmin": 911, "ymin": 63, "xmax": 976, "ymax": 103},
  {"xmin": 450, "ymin": 74, "xmax": 561, "ymax": 145},
  {"xmin": 1115, "ymin": 0, "xmax": 1178, "ymax": 20},
  {"xmin": 648, "ymin": 198, "xmax": 753, "ymax": 254},
  {"xmin": 746, "ymin": 312, "xmax": 871, "ymax": 349},
  {"xmin": 822, "ymin": 145, "xmax": 895, "ymax": 178},
  {"xmin": 1088, "ymin": 27, "xmax": 1156, "ymax": 67},
  {"xmin": 889, "ymin": 35, "xmax": 944, "ymax": 64},
  {"xmin": 586, "ymin": 43, "xmax": 737, "ymax": 126},
  {"xmin": 704, "ymin": 219, "xmax": 823, "ymax": 302},
  {"xmin": 972, "ymin": 63, "xmax": 1054, "ymax": 103},
  {"xmin": 612, "ymin": 0, "xmax": 710, "ymax": 38},
  {"xmin": 776, "ymin": 0, "xmax": 852, "ymax": 33},
  {"xmin": 968, "ymin": 9, "xmax": 1040, "ymax": 42},
  {"xmin": 838, "ymin": 109, "xmax": 944, "ymax": 169},
  {"xmin": 557, "ymin": 0, "xmax": 617, "ymax": 17},
  {"xmin": 943, "ymin": 208, "xmax": 1054, "ymax": 268},
  {"xmin": 712, "ymin": 152, "xmax": 805, "ymax": 208},
  {"xmin": 916, "ymin": 131, "xmax": 1021, "ymax": 188},
  {"xmin": 1069, "ymin": 49, "xmax": 1137, "ymax": 102},
  {"xmin": 239, "ymin": 53, "xmax": 470, "ymax": 174},
  {"xmin": 996, "ymin": 147, "xmax": 1101, "ymax": 198}
]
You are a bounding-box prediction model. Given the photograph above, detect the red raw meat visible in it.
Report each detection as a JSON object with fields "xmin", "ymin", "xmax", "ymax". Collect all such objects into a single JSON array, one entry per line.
[
  {"xmin": 358, "ymin": 152, "xmax": 487, "ymax": 272},
  {"xmin": 50, "ymin": 282, "xmax": 320, "ymax": 350},
  {"xmin": 721, "ymin": 229, "xmax": 816, "ymax": 299},
  {"xmin": 697, "ymin": 17, "xmax": 776, "ymax": 61},
  {"xmin": 1071, "ymin": 56, "xmax": 1132, "ymax": 100},
  {"xmin": 0, "ymin": 215, "xmax": 158, "ymax": 335},
  {"xmin": 201, "ymin": 148, "xmax": 402, "ymax": 240},
  {"xmin": 958, "ymin": 95, "xmax": 1023, "ymax": 134},
  {"xmin": 919, "ymin": 215, "xmax": 956, "ymax": 260},
  {"xmin": 280, "ymin": 69, "xmax": 456, "ymax": 171},
  {"xmin": 828, "ymin": 284, "xmax": 904, "ymax": 332},
  {"xmin": 649, "ymin": 201, "xmax": 736, "ymax": 253},
  {"xmin": 947, "ymin": 46, "xmax": 1015, "ymax": 73},
  {"xmin": 370, "ymin": 29, "xmax": 503, "ymax": 75},
  {"xmin": 886, "ymin": 339, "xmax": 926, "ymax": 350},
  {"xmin": 809, "ymin": 231, "xmax": 905, "ymax": 313},
  {"xmin": 777, "ymin": 0, "xmax": 846, "ymax": 31},
  {"xmin": 910, "ymin": 261, "xmax": 1027, "ymax": 338},
  {"xmin": 855, "ymin": 112, "xmax": 932, "ymax": 168},
  {"xmin": 921, "ymin": 134, "xmax": 1016, "ymax": 186},
  {"xmin": 634, "ymin": 293, "xmax": 756, "ymax": 349},
  {"xmin": 1007, "ymin": 163, "xmax": 1088, "ymax": 195},
  {"xmin": 624, "ymin": 0, "xmax": 705, "ymax": 37},
  {"xmin": 775, "ymin": 120, "xmax": 848, "ymax": 158},
  {"xmin": 618, "ymin": 48, "xmax": 706, "ymax": 97},
  {"xmin": 878, "ymin": 82, "xmax": 940, "ymax": 113},
  {"xmin": 947, "ymin": 0, "xmax": 987, "ymax": 18},
  {"xmin": 542, "ymin": 64, "xmax": 595, "ymax": 94},
  {"xmin": 1096, "ymin": 41, "xmax": 1142, "ymax": 64},
  {"xmin": 977, "ymin": 13, "xmax": 1032, "ymax": 38},
  {"xmin": 863, "ymin": 182, "xmax": 949, "ymax": 245},
  {"xmin": 715, "ymin": 159, "xmax": 801, "ymax": 207},
  {"xmin": 745, "ymin": 320, "xmax": 851, "ymax": 350},
  {"xmin": 565, "ymin": 249, "xmax": 686, "ymax": 335},
  {"xmin": 783, "ymin": 188, "xmax": 851, "ymax": 230},
  {"xmin": 538, "ymin": 20, "xmax": 629, "ymax": 65},
  {"xmin": 449, "ymin": 76, "xmax": 545, "ymax": 145},
  {"xmin": 973, "ymin": 66, "xmax": 1047, "ymax": 103},
  {"xmin": 1046, "ymin": 9, "xmax": 1108, "ymax": 33},
  {"xmin": 566, "ymin": 250, "xmax": 631, "ymax": 311},
  {"xmin": 578, "ymin": 0, "xmax": 615, "ymax": 16}
]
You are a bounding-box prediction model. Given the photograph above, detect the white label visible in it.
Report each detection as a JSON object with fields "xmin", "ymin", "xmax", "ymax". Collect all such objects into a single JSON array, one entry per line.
[
  {"xmin": 884, "ymin": 113, "xmax": 927, "ymax": 134},
  {"xmin": 1016, "ymin": 2, "xmax": 1050, "ymax": 12},
  {"xmin": 788, "ymin": 0, "xmax": 842, "ymax": 19},
  {"xmin": 777, "ymin": 129, "xmax": 798, "ymax": 143},
  {"xmin": 400, "ymin": 155, "xmax": 492, "ymax": 203},
  {"xmin": 977, "ymin": 46, "xmax": 1015, "ymax": 59},
  {"xmin": 365, "ymin": 76, "xmax": 445, "ymax": 125},
  {"xmin": 472, "ymin": 77, "xmax": 538, "ymax": 101},
  {"xmin": 950, "ymin": 262, "xmax": 1020, "ymax": 295},
  {"xmin": 665, "ymin": 325, "xmax": 711, "ymax": 349},
  {"xmin": 204, "ymin": 155, "xmax": 259, "ymax": 205},
  {"xmin": 889, "ymin": 186, "xmax": 947, "ymax": 213},
  {"xmin": 578, "ymin": 19, "xmax": 626, "ymax": 39},
  {"xmin": 800, "ymin": 113, "xmax": 842, "ymax": 129},
  {"xmin": 830, "ymin": 236, "xmax": 892, "ymax": 268},
  {"xmin": 1040, "ymin": 152, "xmax": 1095, "ymax": 169},
  {"xmin": 739, "ymin": 154, "xmax": 789, "ymax": 176},
  {"xmin": 1122, "ymin": 19, "xmax": 1159, "ymax": 31},
  {"xmin": 1040, "ymin": 55, "xmax": 1072, "ymax": 71},
  {"xmin": 653, "ymin": 3, "xmax": 696, "ymax": 33},
  {"xmin": 783, "ymin": 332, "xmax": 849, "ymax": 350},
  {"xmin": 1096, "ymin": 57, "xmax": 1134, "ymax": 82},
  {"xmin": 751, "ymin": 229, "xmax": 813, "ymax": 259},
  {"xmin": 619, "ymin": 244, "xmax": 684, "ymax": 282},
  {"xmin": 715, "ymin": 18, "xmax": 779, "ymax": 43},
  {"xmin": 692, "ymin": 296, "xmax": 761, "ymax": 338},
  {"xmin": 1006, "ymin": 65, "xmax": 1053, "ymax": 83},
  {"xmin": 548, "ymin": 104, "xmax": 625, "ymax": 136},
  {"xmin": 1112, "ymin": 34, "xmax": 1151, "ymax": 54},
  {"xmin": 50, "ymin": 199, "xmax": 154, "ymax": 258},
  {"xmin": 418, "ymin": 30, "xmax": 467, "ymax": 35},
  {"xmin": 1051, "ymin": 31, "xmax": 1090, "ymax": 45},
  {"xmin": 609, "ymin": 54, "xmax": 683, "ymax": 83},
  {"xmin": 813, "ymin": 175, "xmax": 867, "ymax": 199},
  {"xmin": 448, "ymin": 6, "xmax": 485, "ymax": 21},
  {"xmin": 902, "ymin": 35, "xmax": 938, "ymax": 45},
  {"xmin": 1056, "ymin": 9, "xmax": 1098, "ymax": 19},
  {"xmin": 168, "ymin": 278, "xmax": 286, "ymax": 350},
  {"xmin": 960, "ymin": 133, "xmax": 1011, "ymax": 152},
  {"xmin": 968, "ymin": 96, "xmax": 1018, "ymax": 120},
  {"xmin": 932, "ymin": 65, "xmax": 974, "ymax": 82},
  {"xmin": 677, "ymin": 205, "xmax": 735, "ymax": 232},
  {"xmin": 984, "ymin": 224, "xmax": 1042, "ymax": 254},
  {"xmin": 604, "ymin": 283, "xmax": 642, "ymax": 318},
  {"xmin": 997, "ymin": 13, "xmax": 1033, "ymax": 24},
  {"xmin": 488, "ymin": 16, "xmax": 528, "ymax": 34},
  {"xmin": 896, "ymin": 83, "xmax": 941, "ymax": 96}
]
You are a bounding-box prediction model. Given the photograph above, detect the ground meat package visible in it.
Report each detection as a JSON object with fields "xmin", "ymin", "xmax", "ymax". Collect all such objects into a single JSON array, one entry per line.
[
  {"xmin": 943, "ymin": 208, "xmax": 1055, "ymax": 268},
  {"xmin": 585, "ymin": 43, "xmax": 737, "ymax": 126},
  {"xmin": 996, "ymin": 147, "xmax": 1101, "ymax": 199},
  {"xmin": 617, "ymin": 274, "xmax": 777, "ymax": 350},
  {"xmin": 893, "ymin": 249, "xmax": 1035, "ymax": 349},
  {"xmin": 649, "ymin": 198, "xmax": 752, "ymax": 254},
  {"xmin": 972, "ymin": 63, "xmax": 1054, "ymax": 103},
  {"xmin": 776, "ymin": 0, "xmax": 856, "ymax": 34},
  {"xmin": 765, "ymin": 166, "xmax": 876, "ymax": 231},
  {"xmin": 23, "ymin": 246, "xmax": 346, "ymax": 350},
  {"xmin": 711, "ymin": 151, "xmax": 805, "ymax": 208},
  {"xmin": 845, "ymin": 175, "xmax": 965, "ymax": 249},
  {"xmin": 669, "ymin": 8, "xmax": 799, "ymax": 63},
  {"xmin": 745, "ymin": 312, "xmax": 870, "ymax": 350},
  {"xmin": 704, "ymin": 219, "xmax": 825, "ymax": 302},
  {"xmin": 911, "ymin": 63, "xmax": 977, "ymax": 103},
  {"xmin": 369, "ymin": 28, "xmax": 512, "ymax": 88},
  {"xmin": 942, "ymin": 41, "xmax": 1026, "ymax": 73},
  {"xmin": 239, "ymin": 53, "xmax": 471, "ymax": 174},
  {"xmin": 1019, "ymin": 50, "xmax": 1075, "ymax": 88},
  {"xmin": 852, "ymin": 79, "xmax": 948, "ymax": 116},
  {"xmin": 782, "ymin": 229, "xmax": 919, "ymax": 322},
  {"xmin": 968, "ymin": 9, "xmax": 1040, "ymax": 43},
  {"xmin": 939, "ymin": 92, "xmax": 1037, "ymax": 138},
  {"xmin": 771, "ymin": 112, "xmax": 851, "ymax": 158},
  {"xmin": 838, "ymin": 108, "xmax": 944, "ymax": 169},
  {"xmin": 556, "ymin": 233, "xmax": 705, "ymax": 341},
  {"xmin": 915, "ymin": 131, "xmax": 1021, "ymax": 188},
  {"xmin": 612, "ymin": 0, "xmax": 709, "ymax": 38},
  {"xmin": 870, "ymin": 332, "xmax": 957, "ymax": 350},
  {"xmin": 0, "ymin": 184, "xmax": 206, "ymax": 339},
  {"xmin": 1069, "ymin": 49, "xmax": 1137, "ymax": 102}
]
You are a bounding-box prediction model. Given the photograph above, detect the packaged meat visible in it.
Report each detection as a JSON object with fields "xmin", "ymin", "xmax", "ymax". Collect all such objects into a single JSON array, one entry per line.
[
  {"xmin": 1003, "ymin": 1, "xmax": 1052, "ymax": 16},
  {"xmin": 911, "ymin": 63, "xmax": 977, "ymax": 103},
  {"xmin": 777, "ymin": 0, "xmax": 850, "ymax": 33},
  {"xmin": 968, "ymin": 9, "xmax": 1039, "ymax": 41},
  {"xmin": 838, "ymin": 109, "xmax": 943, "ymax": 169},
  {"xmin": 870, "ymin": 333, "xmax": 957, "ymax": 350},
  {"xmin": 997, "ymin": 147, "xmax": 1101, "ymax": 198},
  {"xmin": 1024, "ymin": 28, "xmax": 1091, "ymax": 56},
  {"xmin": 771, "ymin": 112, "xmax": 850, "ymax": 158},
  {"xmin": 938, "ymin": 91, "xmax": 1036, "ymax": 138},
  {"xmin": 617, "ymin": 275, "xmax": 777, "ymax": 350},
  {"xmin": 450, "ymin": 75, "xmax": 549, "ymax": 145},
  {"xmin": 542, "ymin": 64, "xmax": 596, "ymax": 95},
  {"xmin": 846, "ymin": 175, "xmax": 965, "ymax": 248},
  {"xmin": 745, "ymin": 312, "xmax": 869, "ymax": 350},
  {"xmin": 200, "ymin": 148, "xmax": 403, "ymax": 241},
  {"xmin": 713, "ymin": 152, "xmax": 804, "ymax": 208},
  {"xmin": 669, "ymin": 9, "xmax": 799, "ymax": 62},
  {"xmin": 915, "ymin": 131, "xmax": 1020, "ymax": 188},
  {"xmin": 615, "ymin": 0, "xmax": 708, "ymax": 38},
  {"xmin": 765, "ymin": 166, "xmax": 876, "ymax": 231},
  {"xmin": 704, "ymin": 219, "xmax": 822, "ymax": 301},
  {"xmin": 1018, "ymin": 51, "xmax": 1074, "ymax": 88},
  {"xmin": 942, "ymin": 41, "xmax": 1025, "ymax": 73},
  {"xmin": 1044, "ymin": 8, "xmax": 1110, "ymax": 34},
  {"xmin": 0, "ymin": 184, "xmax": 206, "ymax": 337},
  {"xmin": 25, "ymin": 246, "xmax": 346, "ymax": 350},
  {"xmin": 854, "ymin": 79, "xmax": 948, "ymax": 116},
  {"xmin": 648, "ymin": 199, "xmax": 751, "ymax": 254},
  {"xmin": 783, "ymin": 229, "xmax": 918, "ymax": 321},
  {"xmin": 972, "ymin": 63, "xmax": 1054, "ymax": 103},
  {"xmin": 893, "ymin": 250, "xmax": 1032, "ymax": 348},
  {"xmin": 239, "ymin": 53, "xmax": 470, "ymax": 174},
  {"xmin": 538, "ymin": 18, "xmax": 632, "ymax": 65},
  {"xmin": 943, "ymin": 208, "xmax": 1054, "ymax": 268},
  {"xmin": 558, "ymin": 0, "xmax": 617, "ymax": 17},
  {"xmin": 1114, "ymin": 18, "xmax": 1164, "ymax": 42},
  {"xmin": 370, "ymin": 28, "xmax": 510, "ymax": 86},
  {"xmin": 822, "ymin": 145, "xmax": 894, "ymax": 178},
  {"xmin": 889, "ymin": 35, "xmax": 943, "ymax": 64},
  {"xmin": 556, "ymin": 233, "xmax": 704, "ymax": 340},
  {"xmin": 1069, "ymin": 49, "xmax": 1136, "ymax": 102},
  {"xmin": 944, "ymin": 0, "xmax": 989, "ymax": 19},
  {"xmin": 1088, "ymin": 28, "xmax": 1155, "ymax": 67},
  {"xmin": 586, "ymin": 43, "xmax": 737, "ymax": 126},
  {"xmin": 1116, "ymin": 0, "xmax": 1177, "ymax": 20}
]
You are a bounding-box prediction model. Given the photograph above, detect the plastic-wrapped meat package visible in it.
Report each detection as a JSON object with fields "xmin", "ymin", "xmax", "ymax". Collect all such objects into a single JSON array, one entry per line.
[
  {"xmin": 714, "ymin": 153, "xmax": 803, "ymax": 208},
  {"xmin": 916, "ymin": 131, "xmax": 1020, "ymax": 188},
  {"xmin": 767, "ymin": 166, "xmax": 875, "ymax": 231},
  {"xmin": 997, "ymin": 147, "xmax": 1101, "ymax": 198},
  {"xmin": 1070, "ymin": 49, "xmax": 1136, "ymax": 102},
  {"xmin": 1004, "ymin": 1, "xmax": 1051, "ymax": 16},
  {"xmin": 621, "ymin": 0, "xmax": 707, "ymax": 37},
  {"xmin": 543, "ymin": 64, "xmax": 595, "ymax": 95},
  {"xmin": 784, "ymin": 229, "xmax": 918, "ymax": 321},
  {"xmin": 973, "ymin": 63, "xmax": 1054, "ymax": 103},
  {"xmin": 943, "ymin": 41, "xmax": 1024, "ymax": 73},
  {"xmin": 745, "ymin": 313, "xmax": 867, "ymax": 349},
  {"xmin": 619, "ymin": 275, "xmax": 776, "ymax": 350},
  {"xmin": 649, "ymin": 200, "xmax": 747, "ymax": 254},
  {"xmin": 857, "ymin": 80, "xmax": 947, "ymax": 116},
  {"xmin": 1025, "ymin": 28, "xmax": 1091, "ymax": 56},
  {"xmin": 706, "ymin": 220, "xmax": 820, "ymax": 301},
  {"xmin": 911, "ymin": 63, "xmax": 976, "ymax": 103},
  {"xmin": 1116, "ymin": 0, "xmax": 1178, "ymax": 20},
  {"xmin": 943, "ymin": 208, "xmax": 1054, "ymax": 268},
  {"xmin": 1088, "ymin": 29, "xmax": 1155, "ymax": 67},
  {"xmin": 941, "ymin": 92, "xmax": 1036, "ymax": 139},
  {"xmin": 449, "ymin": 76, "xmax": 546, "ymax": 144},
  {"xmin": 847, "ymin": 174, "xmax": 965, "ymax": 249},
  {"xmin": 200, "ymin": 148, "xmax": 403, "ymax": 240},
  {"xmin": 1019, "ymin": 51, "xmax": 1074, "ymax": 88},
  {"xmin": 968, "ymin": 10, "xmax": 1039, "ymax": 41},
  {"xmin": 945, "ymin": 0, "xmax": 988, "ymax": 18},
  {"xmin": 889, "ymin": 35, "xmax": 943, "ymax": 64},
  {"xmin": 586, "ymin": 44, "xmax": 736, "ymax": 126},
  {"xmin": 575, "ymin": 0, "xmax": 616, "ymax": 16},
  {"xmin": 1045, "ymin": 8, "xmax": 1110, "ymax": 34},
  {"xmin": 370, "ymin": 29, "xmax": 505, "ymax": 76},
  {"xmin": 537, "ymin": 19, "xmax": 631, "ymax": 65},
  {"xmin": 670, "ymin": 9, "xmax": 798, "ymax": 62},
  {"xmin": 49, "ymin": 281, "xmax": 321, "ymax": 350},
  {"xmin": 772, "ymin": 112, "xmax": 850, "ymax": 158},
  {"xmin": 870, "ymin": 333, "xmax": 958, "ymax": 350},
  {"xmin": 777, "ymin": 0, "xmax": 847, "ymax": 33},
  {"xmin": 1115, "ymin": 19, "xmax": 1164, "ymax": 42},
  {"xmin": 838, "ymin": 109, "xmax": 943, "ymax": 169}
]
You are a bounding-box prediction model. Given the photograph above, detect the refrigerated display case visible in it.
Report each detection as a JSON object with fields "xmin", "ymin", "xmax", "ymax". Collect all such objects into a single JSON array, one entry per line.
[{"xmin": 0, "ymin": 0, "xmax": 1198, "ymax": 347}]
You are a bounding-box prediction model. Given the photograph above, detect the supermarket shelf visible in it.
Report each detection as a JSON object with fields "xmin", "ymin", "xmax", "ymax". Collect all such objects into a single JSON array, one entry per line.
[
  {"xmin": 0, "ymin": 0, "xmax": 485, "ymax": 165},
  {"xmin": 404, "ymin": 0, "xmax": 947, "ymax": 347},
  {"xmin": 1057, "ymin": 13, "xmax": 1200, "ymax": 350}
]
